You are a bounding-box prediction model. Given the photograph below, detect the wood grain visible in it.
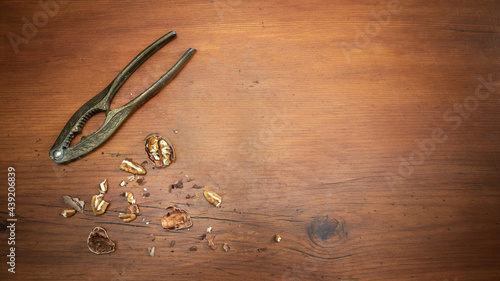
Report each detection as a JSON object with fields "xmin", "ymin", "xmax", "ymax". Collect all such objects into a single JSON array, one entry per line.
[{"xmin": 1, "ymin": 0, "xmax": 500, "ymax": 280}]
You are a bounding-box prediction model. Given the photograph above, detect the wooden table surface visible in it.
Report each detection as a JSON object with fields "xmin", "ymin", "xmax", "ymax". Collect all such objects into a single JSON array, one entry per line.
[{"xmin": 1, "ymin": 1, "xmax": 499, "ymax": 280}]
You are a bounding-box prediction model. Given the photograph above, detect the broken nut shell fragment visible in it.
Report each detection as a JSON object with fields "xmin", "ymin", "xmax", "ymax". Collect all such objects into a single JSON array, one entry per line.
[
  {"xmin": 161, "ymin": 206, "xmax": 193, "ymax": 230},
  {"xmin": 91, "ymin": 194, "xmax": 109, "ymax": 216},
  {"xmin": 203, "ymin": 190, "xmax": 222, "ymax": 207},
  {"xmin": 145, "ymin": 133, "xmax": 175, "ymax": 168},
  {"xmin": 120, "ymin": 159, "xmax": 146, "ymax": 175},
  {"xmin": 60, "ymin": 209, "xmax": 76, "ymax": 218},
  {"xmin": 125, "ymin": 204, "xmax": 140, "ymax": 214},
  {"xmin": 207, "ymin": 235, "xmax": 217, "ymax": 250},
  {"xmin": 62, "ymin": 195, "xmax": 85, "ymax": 213},
  {"xmin": 170, "ymin": 179, "xmax": 183, "ymax": 192},
  {"xmin": 87, "ymin": 227, "xmax": 115, "ymax": 255},
  {"xmin": 223, "ymin": 243, "xmax": 230, "ymax": 252},
  {"xmin": 148, "ymin": 246, "xmax": 155, "ymax": 257},
  {"xmin": 192, "ymin": 183, "xmax": 204, "ymax": 189},
  {"xmin": 119, "ymin": 213, "xmax": 137, "ymax": 222}
]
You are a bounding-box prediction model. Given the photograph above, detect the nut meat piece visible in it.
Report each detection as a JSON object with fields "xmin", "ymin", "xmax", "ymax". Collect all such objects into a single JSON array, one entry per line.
[
  {"xmin": 98, "ymin": 179, "xmax": 108, "ymax": 194},
  {"xmin": 60, "ymin": 209, "xmax": 76, "ymax": 218},
  {"xmin": 274, "ymin": 234, "xmax": 282, "ymax": 242},
  {"xmin": 203, "ymin": 190, "xmax": 222, "ymax": 207},
  {"xmin": 91, "ymin": 194, "xmax": 109, "ymax": 216},
  {"xmin": 145, "ymin": 133, "xmax": 175, "ymax": 168},
  {"xmin": 87, "ymin": 227, "xmax": 115, "ymax": 255},
  {"xmin": 161, "ymin": 206, "xmax": 192, "ymax": 230},
  {"xmin": 122, "ymin": 192, "xmax": 136, "ymax": 204},
  {"xmin": 118, "ymin": 213, "xmax": 137, "ymax": 222},
  {"xmin": 120, "ymin": 159, "xmax": 147, "ymax": 175}
]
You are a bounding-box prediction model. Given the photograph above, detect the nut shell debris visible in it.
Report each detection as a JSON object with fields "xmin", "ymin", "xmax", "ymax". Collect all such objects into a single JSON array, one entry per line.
[
  {"xmin": 223, "ymin": 243, "xmax": 230, "ymax": 252},
  {"xmin": 203, "ymin": 190, "xmax": 222, "ymax": 207},
  {"xmin": 120, "ymin": 159, "xmax": 147, "ymax": 175},
  {"xmin": 125, "ymin": 204, "xmax": 140, "ymax": 214},
  {"xmin": 87, "ymin": 227, "xmax": 115, "ymax": 255},
  {"xmin": 148, "ymin": 247, "xmax": 155, "ymax": 257},
  {"xmin": 192, "ymin": 184, "xmax": 204, "ymax": 189},
  {"xmin": 170, "ymin": 180, "xmax": 183, "ymax": 192},
  {"xmin": 207, "ymin": 235, "xmax": 217, "ymax": 250},
  {"xmin": 62, "ymin": 195, "xmax": 85, "ymax": 213},
  {"xmin": 161, "ymin": 206, "xmax": 193, "ymax": 230},
  {"xmin": 145, "ymin": 133, "xmax": 175, "ymax": 168}
]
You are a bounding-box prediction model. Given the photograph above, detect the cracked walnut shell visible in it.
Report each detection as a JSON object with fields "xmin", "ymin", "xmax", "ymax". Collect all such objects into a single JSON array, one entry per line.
[
  {"xmin": 87, "ymin": 227, "xmax": 115, "ymax": 255},
  {"xmin": 161, "ymin": 206, "xmax": 192, "ymax": 230},
  {"xmin": 62, "ymin": 195, "xmax": 84, "ymax": 213},
  {"xmin": 145, "ymin": 133, "xmax": 175, "ymax": 168}
]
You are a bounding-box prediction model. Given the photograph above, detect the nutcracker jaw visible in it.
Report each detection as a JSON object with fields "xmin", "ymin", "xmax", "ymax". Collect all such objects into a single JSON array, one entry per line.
[{"xmin": 50, "ymin": 31, "xmax": 196, "ymax": 164}]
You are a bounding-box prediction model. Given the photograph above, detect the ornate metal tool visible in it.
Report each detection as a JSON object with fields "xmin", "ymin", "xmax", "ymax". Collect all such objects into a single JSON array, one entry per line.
[{"xmin": 50, "ymin": 31, "xmax": 196, "ymax": 164}]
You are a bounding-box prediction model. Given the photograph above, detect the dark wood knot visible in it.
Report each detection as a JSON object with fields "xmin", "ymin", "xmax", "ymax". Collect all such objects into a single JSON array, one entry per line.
[{"xmin": 308, "ymin": 214, "xmax": 347, "ymax": 248}]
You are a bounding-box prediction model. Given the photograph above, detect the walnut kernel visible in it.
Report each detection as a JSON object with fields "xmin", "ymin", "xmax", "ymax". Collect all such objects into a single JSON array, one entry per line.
[
  {"xmin": 161, "ymin": 206, "xmax": 192, "ymax": 230},
  {"xmin": 60, "ymin": 209, "xmax": 76, "ymax": 218},
  {"xmin": 118, "ymin": 213, "xmax": 137, "ymax": 222},
  {"xmin": 203, "ymin": 190, "xmax": 222, "ymax": 207},
  {"xmin": 120, "ymin": 159, "xmax": 147, "ymax": 175},
  {"xmin": 91, "ymin": 194, "xmax": 109, "ymax": 216}
]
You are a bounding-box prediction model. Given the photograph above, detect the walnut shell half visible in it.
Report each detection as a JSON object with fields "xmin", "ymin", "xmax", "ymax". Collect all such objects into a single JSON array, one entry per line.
[
  {"xmin": 161, "ymin": 206, "xmax": 192, "ymax": 230},
  {"xmin": 87, "ymin": 227, "xmax": 115, "ymax": 255}
]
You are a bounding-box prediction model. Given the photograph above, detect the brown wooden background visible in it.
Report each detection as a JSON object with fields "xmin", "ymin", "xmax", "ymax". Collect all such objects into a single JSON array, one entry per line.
[{"xmin": 1, "ymin": 1, "xmax": 499, "ymax": 280}]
